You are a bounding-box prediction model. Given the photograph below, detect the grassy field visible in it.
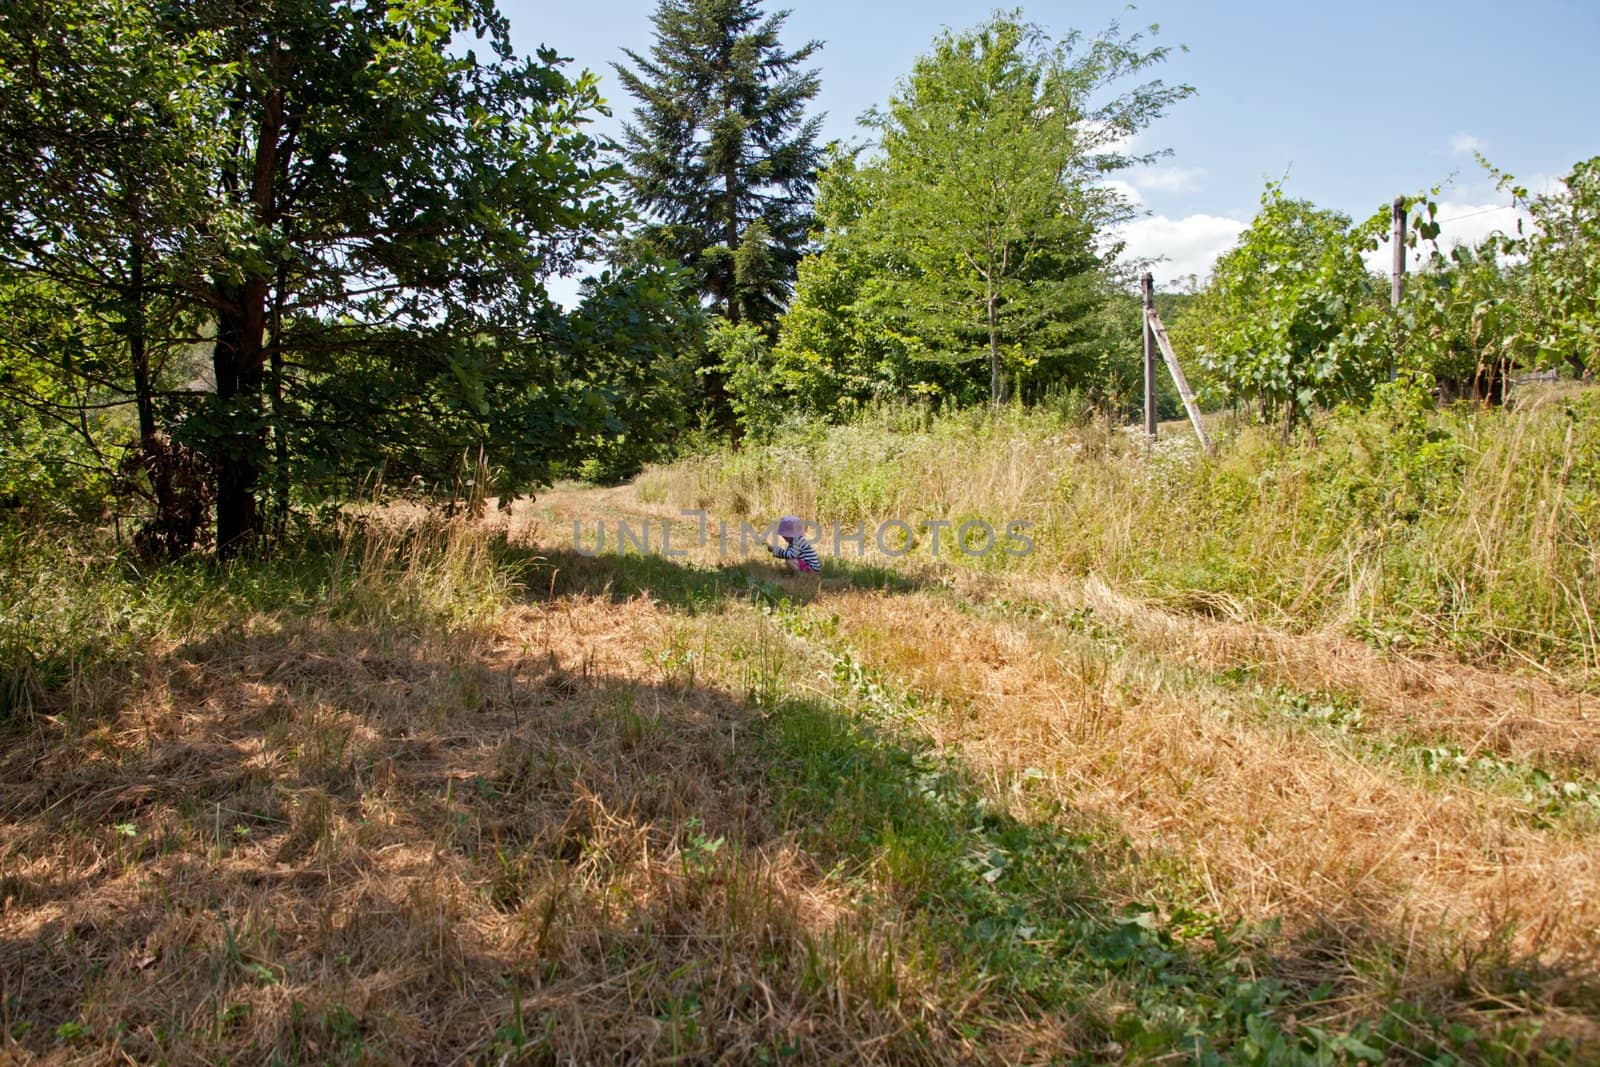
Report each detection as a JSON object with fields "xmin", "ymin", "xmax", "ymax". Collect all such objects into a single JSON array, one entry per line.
[
  {"xmin": 4, "ymin": 389, "xmax": 1600, "ymax": 1062},
  {"xmin": 640, "ymin": 383, "xmax": 1600, "ymax": 678}
]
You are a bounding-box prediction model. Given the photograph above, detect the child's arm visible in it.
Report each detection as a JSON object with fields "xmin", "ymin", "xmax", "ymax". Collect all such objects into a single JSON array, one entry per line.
[{"xmin": 771, "ymin": 537, "xmax": 820, "ymax": 571}]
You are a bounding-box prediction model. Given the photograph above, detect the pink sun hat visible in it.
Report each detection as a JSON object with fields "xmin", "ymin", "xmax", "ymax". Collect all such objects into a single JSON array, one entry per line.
[{"xmin": 776, "ymin": 515, "xmax": 804, "ymax": 538}]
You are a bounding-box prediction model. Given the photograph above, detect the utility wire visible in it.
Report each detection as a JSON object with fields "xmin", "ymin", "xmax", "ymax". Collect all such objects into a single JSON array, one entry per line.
[{"xmin": 1435, "ymin": 204, "xmax": 1518, "ymax": 224}]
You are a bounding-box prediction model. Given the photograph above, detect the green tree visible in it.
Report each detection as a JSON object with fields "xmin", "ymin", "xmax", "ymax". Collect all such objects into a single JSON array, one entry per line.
[
  {"xmin": 709, "ymin": 319, "xmax": 784, "ymax": 437},
  {"xmin": 614, "ymin": 0, "xmax": 823, "ymax": 338},
  {"xmin": 849, "ymin": 12, "xmax": 1192, "ymax": 408},
  {"xmin": 0, "ymin": 0, "xmax": 232, "ymax": 551},
  {"xmin": 1, "ymin": 0, "xmax": 622, "ymax": 554},
  {"xmin": 557, "ymin": 258, "xmax": 705, "ymax": 483},
  {"xmin": 286, "ymin": 258, "xmax": 700, "ymax": 498},
  {"xmin": 190, "ymin": 0, "xmax": 620, "ymax": 553},
  {"xmin": 1503, "ymin": 156, "xmax": 1600, "ymax": 377},
  {"xmin": 0, "ymin": 273, "xmax": 125, "ymax": 521},
  {"xmin": 771, "ymin": 148, "xmax": 972, "ymax": 425},
  {"xmin": 1179, "ymin": 182, "xmax": 1386, "ymax": 436},
  {"xmin": 1389, "ymin": 202, "xmax": 1529, "ymax": 403}
]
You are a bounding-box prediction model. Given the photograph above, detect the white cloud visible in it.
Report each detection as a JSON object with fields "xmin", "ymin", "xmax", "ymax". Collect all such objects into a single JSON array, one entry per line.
[
  {"xmin": 1076, "ymin": 118, "xmax": 1137, "ymax": 158},
  {"xmin": 1099, "ymin": 178, "xmax": 1144, "ymax": 208},
  {"xmin": 1449, "ymin": 132, "xmax": 1487, "ymax": 157},
  {"xmin": 1361, "ymin": 198, "xmax": 1530, "ymax": 275},
  {"xmin": 1131, "ymin": 166, "xmax": 1206, "ymax": 193},
  {"xmin": 1434, "ymin": 198, "xmax": 1527, "ymax": 247},
  {"xmin": 1115, "ymin": 213, "xmax": 1247, "ymax": 285}
]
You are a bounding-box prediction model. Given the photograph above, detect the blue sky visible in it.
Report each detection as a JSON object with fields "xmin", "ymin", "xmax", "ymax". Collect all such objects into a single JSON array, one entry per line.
[{"xmin": 500, "ymin": 0, "xmax": 1600, "ymax": 297}]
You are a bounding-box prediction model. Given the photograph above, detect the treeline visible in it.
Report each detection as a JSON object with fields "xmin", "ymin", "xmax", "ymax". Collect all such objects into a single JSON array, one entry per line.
[
  {"xmin": 0, "ymin": 0, "xmax": 1202, "ymax": 556},
  {"xmin": 3, "ymin": 0, "xmax": 1596, "ymax": 558},
  {"xmin": 0, "ymin": 0, "xmax": 699, "ymax": 556},
  {"xmin": 1171, "ymin": 167, "xmax": 1600, "ymax": 440}
]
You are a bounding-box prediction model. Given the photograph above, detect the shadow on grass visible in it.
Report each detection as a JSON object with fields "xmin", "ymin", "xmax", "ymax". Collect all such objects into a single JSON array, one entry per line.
[
  {"xmin": 0, "ymin": 541, "xmax": 1582, "ymax": 1063},
  {"xmin": 508, "ymin": 543, "xmax": 931, "ymax": 614},
  {"xmin": 0, "ymin": 618, "xmax": 1201, "ymax": 1059}
]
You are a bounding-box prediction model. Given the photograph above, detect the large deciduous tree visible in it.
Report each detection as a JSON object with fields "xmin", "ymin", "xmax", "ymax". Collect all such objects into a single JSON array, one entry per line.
[
  {"xmin": 614, "ymin": 0, "xmax": 823, "ymax": 339},
  {"xmin": 851, "ymin": 13, "xmax": 1192, "ymax": 408},
  {"xmin": 186, "ymin": 0, "xmax": 618, "ymax": 553},
  {"xmin": 0, "ymin": 0, "xmax": 231, "ymax": 550},
  {"xmin": 1, "ymin": 0, "xmax": 624, "ymax": 555}
]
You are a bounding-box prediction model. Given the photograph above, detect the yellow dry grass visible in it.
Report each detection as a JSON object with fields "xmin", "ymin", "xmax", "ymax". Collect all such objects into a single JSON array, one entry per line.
[
  {"xmin": 5, "ymin": 469, "xmax": 1600, "ymax": 1061},
  {"xmin": 827, "ymin": 591, "xmax": 1600, "ymax": 970},
  {"xmin": 523, "ymin": 487, "xmax": 1600, "ymax": 1047},
  {"xmin": 0, "ymin": 554, "xmax": 971, "ymax": 1062},
  {"xmin": 973, "ymin": 573, "xmax": 1600, "ymax": 779}
]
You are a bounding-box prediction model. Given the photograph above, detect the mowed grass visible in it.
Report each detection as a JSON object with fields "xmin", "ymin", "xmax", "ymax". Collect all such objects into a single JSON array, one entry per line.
[{"xmin": 4, "ymin": 392, "xmax": 1600, "ymax": 1063}]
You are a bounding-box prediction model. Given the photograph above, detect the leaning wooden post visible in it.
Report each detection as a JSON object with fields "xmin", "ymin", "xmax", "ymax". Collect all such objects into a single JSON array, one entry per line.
[
  {"xmin": 1390, "ymin": 196, "xmax": 1406, "ymax": 381},
  {"xmin": 1142, "ymin": 271, "xmax": 1157, "ymax": 438},
  {"xmin": 1147, "ymin": 307, "xmax": 1215, "ymax": 456}
]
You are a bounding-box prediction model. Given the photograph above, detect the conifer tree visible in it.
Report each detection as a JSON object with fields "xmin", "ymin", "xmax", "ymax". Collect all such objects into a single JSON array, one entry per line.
[{"xmin": 615, "ymin": 0, "xmax": 823, "ymax": 332}]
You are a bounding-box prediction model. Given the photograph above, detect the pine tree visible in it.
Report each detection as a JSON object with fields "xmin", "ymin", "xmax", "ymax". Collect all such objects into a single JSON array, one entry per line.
[{"xmin": 615, "ymin": 0, "xmax": 823, "ymax": 332}]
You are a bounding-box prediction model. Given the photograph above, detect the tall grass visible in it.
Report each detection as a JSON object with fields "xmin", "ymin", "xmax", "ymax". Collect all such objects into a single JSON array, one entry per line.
[
  {"xmin": 638, "ymin": 384, "xmax": 1600, "ymax": 678},
  {"xmin": 0, "ymin": 512, "xmax": 519, "ymax": 718}
]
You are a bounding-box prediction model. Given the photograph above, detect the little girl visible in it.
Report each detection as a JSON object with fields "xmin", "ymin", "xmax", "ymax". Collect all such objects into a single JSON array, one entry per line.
[{"xmin": 768, "ymin": 515, "xmax": 820, "ymax": 573}]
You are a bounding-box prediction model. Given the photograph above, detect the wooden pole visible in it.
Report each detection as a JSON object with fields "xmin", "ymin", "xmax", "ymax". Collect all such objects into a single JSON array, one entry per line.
[
  {"xmin": 1390, "ymin": 196, "xmax": 1406, "ymax": 381},
  {"xmin": 1147, "ymin": 307, "xmax": 1214, "ymax": 455},
  {"xmin": 1142, "ymin": 272, "xmax": 1156, "ymax": 438}
]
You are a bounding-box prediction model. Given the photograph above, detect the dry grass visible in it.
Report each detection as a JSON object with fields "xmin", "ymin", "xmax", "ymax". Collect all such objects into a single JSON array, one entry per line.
[
  {"xmin": 6, "ymin": 435, "xmax": 1600, "ymax": 1061},
  {"xmin": 0, "ymin": 522, "xmax": 1072, "ymax": 1062},
  {"xmin": 525, "ymin": 474, "xmax": 1600, "ymax": 1053},
  {"xmin": 974, "ymin": 573, "xmax": 1600, "ymax": 780},
  {"xmin": 826, "ymin": 590, "xmax": 1600, "ymax": 978}
]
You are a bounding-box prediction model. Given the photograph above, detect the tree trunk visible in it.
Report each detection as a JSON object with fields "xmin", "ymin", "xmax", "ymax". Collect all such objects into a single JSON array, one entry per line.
[
  {"xmin": 212, "ymin": 278, "xmax": 270, "ymax": 557},
  {"xmin": 724, "ymin": 164, "xmax": 741, "ymax": 325},
  {"xmin": 987, "ymin": 280, "xmax": 1000, "ymax": 409},
  {"xmin": 267, "ymin": 263, "xmax": 290, "ymax": 539},
  {"xmin": 211, "ymin": 87, "xmax": 285, "ymax": 558},
  {"xmin": 127, "ymin": 239, "xmax": 184, "ymax": 558}
]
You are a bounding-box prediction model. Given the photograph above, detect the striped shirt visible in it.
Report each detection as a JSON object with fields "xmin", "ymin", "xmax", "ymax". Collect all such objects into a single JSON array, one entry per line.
[{"xmin": 773, "ymin": 534, "xmax": 821, "ymax": 572}]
